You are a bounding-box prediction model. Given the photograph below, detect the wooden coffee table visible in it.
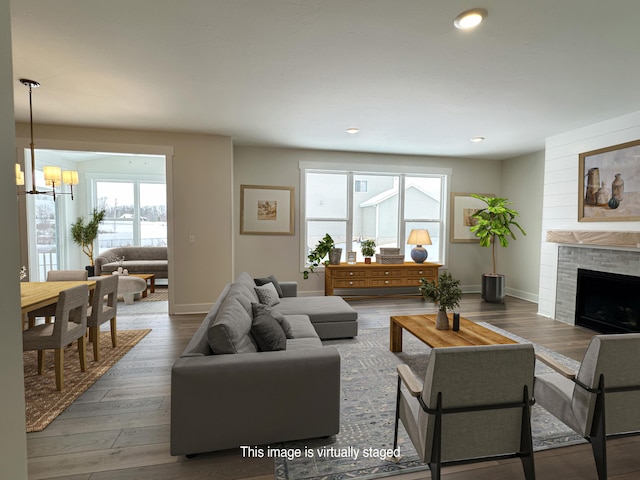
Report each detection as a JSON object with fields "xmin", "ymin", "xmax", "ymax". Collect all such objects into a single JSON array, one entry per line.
[{"xmin": 390, "ymin": 314, "xmax": 517, "ymax": 352}]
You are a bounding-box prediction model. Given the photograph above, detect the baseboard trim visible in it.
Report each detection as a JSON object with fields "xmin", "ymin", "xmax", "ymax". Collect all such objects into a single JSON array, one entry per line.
[{"xmin": 170, "ymin": 303, "xmax": 211, "ymax": 315}]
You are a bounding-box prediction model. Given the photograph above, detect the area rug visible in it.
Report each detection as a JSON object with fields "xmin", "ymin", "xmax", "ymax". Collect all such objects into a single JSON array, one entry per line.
[
  {"xmin": 23, "ymin": 328, "xmax": 151, "ymax": 432},
  {"xmin": 274, "ymin": 325, "xmax": 586, "ymax": 480},
  {"xmin": 140, "ymin": 287, "xmax": 168, "ymax": 302}
]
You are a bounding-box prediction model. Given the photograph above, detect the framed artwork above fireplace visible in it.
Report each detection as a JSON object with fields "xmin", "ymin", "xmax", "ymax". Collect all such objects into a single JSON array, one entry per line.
[{"xmin": 579, "ymin": 139, "xmax": 640, "ymax": 222}]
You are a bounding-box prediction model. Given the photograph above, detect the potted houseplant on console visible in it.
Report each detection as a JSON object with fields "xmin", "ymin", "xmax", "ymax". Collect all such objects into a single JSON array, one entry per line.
[
  {"xmin": 303, "ymin": 233, "xmax": 342, "ymax": 279},
  {"xmin": 360, "ymin": 239, "xmax": 376, "ymax": 264},
  {"xmin": 419, "ymin": 271, "xmax": 462, "ymax": 330},
  {"xmin": 70, "ymin": 208, "xmax": 106, "ymax": 277},
  {"xmin": 470, "ymin": 194, "xmax": 526, "ymax": 303}
]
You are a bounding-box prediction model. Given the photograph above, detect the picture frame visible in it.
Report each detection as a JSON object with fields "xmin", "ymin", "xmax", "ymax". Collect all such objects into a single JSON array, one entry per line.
[
  {"xmin": 347, "ymin": 251, "xmax": 357, "ymax": 264},
  {"xmin": 578, "ymin": 139, "xmax": 640, "ymax": 222},
  {"xmin": 449, "ymin": 192, "xmax": 494, "ymax": 243},
  {"xmin": 240, "ymin": 185, "xmax": 294, "ymax": 235}
]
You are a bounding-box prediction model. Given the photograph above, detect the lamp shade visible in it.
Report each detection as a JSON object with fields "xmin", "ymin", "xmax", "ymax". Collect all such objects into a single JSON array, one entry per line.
[
  {"xmin": 62, "ymin": 170, "xmax": 79, "ymax": 185},
  {"xmin": 43, "ymin": 165, "xmax": 62, "ymax": 184},
  {"xmin": 407, "ymin": 229, "xmax": 432, "ymax": 246}
]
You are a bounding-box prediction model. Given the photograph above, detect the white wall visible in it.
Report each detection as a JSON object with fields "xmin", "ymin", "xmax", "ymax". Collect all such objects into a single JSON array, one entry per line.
[
  {"xmin": 0, "ymin": 0, "xmax": 28, "ymax": 477},
  {"xmin": 502, "ymin": 150, "xmax": 545, "ymax": 302},
  {"xmin": 539, "ymin": 110, "xmax": 640, "ymax": 318},
  {"xmin": 233, "ymin": 146, "xmax": 506, "ymax": 295}
]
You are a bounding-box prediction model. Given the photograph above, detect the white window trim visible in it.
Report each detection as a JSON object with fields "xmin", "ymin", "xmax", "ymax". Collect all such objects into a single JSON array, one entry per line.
[{"xmin": 300, "ymin": 162, "xmax": 452, "ymax": 273}]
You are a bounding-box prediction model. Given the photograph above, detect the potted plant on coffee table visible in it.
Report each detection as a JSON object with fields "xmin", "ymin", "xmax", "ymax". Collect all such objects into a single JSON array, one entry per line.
[
  {"xmin": 419, "ymin": 271, "xmax": 462, "ymax": 330},
  {"xmin": 470, "ymin": 194, "xmax": 526, "ymax": 303},
  {"xmin": 360, "ymin": 239, "xmax": 376, "ymax": 264},
  {"xmin": 70, "ymin": 208, "xmax": 106, "ymax": 277},
  {"xmin": 303, "ymin": 233, "xmax": 342, "ymax": 279}
]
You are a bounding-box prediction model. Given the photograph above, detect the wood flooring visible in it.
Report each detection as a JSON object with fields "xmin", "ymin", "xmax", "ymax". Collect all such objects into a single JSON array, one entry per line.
[{"xmin": 25, "ymin": 293, "xmax": 640, "ymax": 479}]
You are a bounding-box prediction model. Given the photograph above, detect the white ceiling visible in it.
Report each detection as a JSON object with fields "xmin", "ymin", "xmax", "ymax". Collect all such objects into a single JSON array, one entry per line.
[{"xmin": 10, "ymin": 0, "xmax": 640, "ymax": 160}]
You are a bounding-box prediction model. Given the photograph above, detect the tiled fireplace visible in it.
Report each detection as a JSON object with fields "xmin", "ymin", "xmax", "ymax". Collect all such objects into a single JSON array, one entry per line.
[{"xmin": 555, "ymin": 245, "xmax": 640, "ymax": 329}]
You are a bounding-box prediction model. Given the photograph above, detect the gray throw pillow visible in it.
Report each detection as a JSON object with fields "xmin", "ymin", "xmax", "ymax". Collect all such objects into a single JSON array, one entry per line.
[
  {"xmin": 252, "ymin": 302, "xmax": 294, "ymax": 339},
  {"xmin": 250, "ymin": 307, "xmax": 286, "ymax": 351},
  {"xmin": 254, "ymin": 282, "xmax": 280, "ymax": 306},
  {"xmin": 254, "ymin": 275, "xmax": 283, "ymax": 297}
]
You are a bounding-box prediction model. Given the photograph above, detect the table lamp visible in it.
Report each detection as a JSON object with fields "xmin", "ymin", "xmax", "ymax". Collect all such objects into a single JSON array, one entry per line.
[{"xmin": 407, "ymin": 229, "xmax": 432, "ymax": 263}]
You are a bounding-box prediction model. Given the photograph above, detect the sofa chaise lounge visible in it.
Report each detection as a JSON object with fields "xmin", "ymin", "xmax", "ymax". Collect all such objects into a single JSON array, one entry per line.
[{"xmin": 170, "ymin": 272, "xmax": 354, "ymax": 456}]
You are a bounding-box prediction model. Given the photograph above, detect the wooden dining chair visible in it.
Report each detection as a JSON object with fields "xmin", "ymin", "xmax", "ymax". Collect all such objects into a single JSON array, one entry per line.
[
  {"xmin": 87, "ymin": 275, "xmax": 119, "ymax": 361},
  {"xmin": 22, "ymin": 284, "xmax": 89, "ymax": 391},
  {"xmin": 27, "ymin": 269, "xmax": 88, "ymax": 327}
]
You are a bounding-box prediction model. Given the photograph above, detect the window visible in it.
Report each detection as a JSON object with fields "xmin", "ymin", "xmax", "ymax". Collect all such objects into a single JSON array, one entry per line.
[
  {"xmin": 354, "ymin": 179, "xmax": 368, "ymax": 193},
  {"xmin": 302, "ymin": 165, "xmax": 448, "ymax": 268},
  {"xmin": 95, "ymin": 180, "xmax": 167, "ymax": 252}
]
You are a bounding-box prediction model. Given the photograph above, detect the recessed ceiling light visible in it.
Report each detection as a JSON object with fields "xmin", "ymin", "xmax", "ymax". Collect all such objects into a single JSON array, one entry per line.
[
  {"xmin": 454, "ymin": 8, "xmax": 487, "ymax": 30},
  {"xmin": 470, "ymin": 136, "xmax": 485, "ymax": 143},
  {"xmin": 345, "ymin": 127, "xmax": 360, "ymax": 135}
]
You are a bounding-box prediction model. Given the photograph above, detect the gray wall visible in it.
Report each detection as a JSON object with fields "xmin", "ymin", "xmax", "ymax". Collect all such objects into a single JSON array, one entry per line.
[
  {"xmin": 1, "ymin": 0, "xmax": 28, "ymax": 476},
  {"xmin": 233, "ymin": 146, "xmax": 541, "ymax": 297}
]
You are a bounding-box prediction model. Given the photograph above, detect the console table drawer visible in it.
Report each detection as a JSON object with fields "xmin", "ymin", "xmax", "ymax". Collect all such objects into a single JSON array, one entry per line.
[
  {"xmin": 369, "ymin": 269, "xmax": 403, "ymax": 277},
  {"xmin": 334, "ymin": 270, "xmax": 367, "ymax": 278},
  {"xmin": 405, "ymin": 267, "xmax": 433, "ymax": 277},
  {"xmin": 333, "ymin": 279, "xmax": 367, "ymax": 288},
  {"xmin": 369, "ymin": 278, "xmax": 405, "ymax": 287}
]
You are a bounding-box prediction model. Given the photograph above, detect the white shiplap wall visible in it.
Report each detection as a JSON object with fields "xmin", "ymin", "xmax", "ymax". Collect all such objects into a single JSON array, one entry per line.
[{"xmin": 539, "ymin": 110, "xmax": 640, "ymax": 318}]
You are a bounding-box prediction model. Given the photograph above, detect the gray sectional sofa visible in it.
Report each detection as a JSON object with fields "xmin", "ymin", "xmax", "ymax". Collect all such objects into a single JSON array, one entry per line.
[
  {"xmin": 170, "ymin": 272, "xmax": 358, "ymax": 456},
  {"xmin": 94, "ymin": 246, "xmax": 168, "ymax": 278}
]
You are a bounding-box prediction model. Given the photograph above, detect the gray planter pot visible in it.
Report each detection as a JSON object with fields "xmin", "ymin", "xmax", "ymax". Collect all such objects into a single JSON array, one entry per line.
[
  {"xmin": 328, "ymin": 248, "xmax": 342, "ymax": 265},
  {"xmin": 482, "ymin": 273, "xmax": 505, "ymax": 303}
]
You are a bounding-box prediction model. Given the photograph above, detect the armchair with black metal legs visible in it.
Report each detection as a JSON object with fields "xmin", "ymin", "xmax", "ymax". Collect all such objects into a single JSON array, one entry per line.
[
  {"xmin": 534, "ymin": 333, "xmax": 640, "ymax": 480},
  {"xmin": 87, "ymin": 274, "xmax": 118, "ymax": 361},
  {"xmin": 22, "ymin": 284, "xmax": 89, "ymax": 391},
  {"xmin": 392, "ymin": 343, "xmax": 536, "ymax": 480}
]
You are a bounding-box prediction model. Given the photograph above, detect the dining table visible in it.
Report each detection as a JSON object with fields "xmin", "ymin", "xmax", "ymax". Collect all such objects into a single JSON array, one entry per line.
[{"xmin": 20, "ymin": 280, "xmax": 97, "ymax": 326}]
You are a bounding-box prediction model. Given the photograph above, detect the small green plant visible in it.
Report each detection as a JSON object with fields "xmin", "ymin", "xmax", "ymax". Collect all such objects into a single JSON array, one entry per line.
[
  {"xmin": 360, "ymin": 239, "xmax": 376, "ymax": 258},
  {"xmin": 470, "ymin": 194, "xmax": 526, "ymax": 274},
  {"xmin": 70, "ymin": 208, "xmax": 106, "ymax": 266},
  {"xmin": 304, "ymin": 233, "xmax": 335, "ymax": 279},
  {"xmin": 419, "ymin": 271, "xmax": 462, "ymax": 312}
]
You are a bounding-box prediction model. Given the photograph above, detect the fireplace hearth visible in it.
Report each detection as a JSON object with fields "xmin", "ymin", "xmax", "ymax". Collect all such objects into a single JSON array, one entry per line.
[{"xmin": 575, "ymin": 268, "xmax": 640, "ymax": 334}]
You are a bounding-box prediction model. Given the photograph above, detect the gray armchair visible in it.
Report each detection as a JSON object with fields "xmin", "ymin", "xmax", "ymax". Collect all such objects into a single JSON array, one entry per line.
[
  {"xmin": 393, "ymin": 344, "xmax": 536, "ymax": 480},
  {"xmin": 534, "ymin": 333, "xmax": 640, "ymax": 480},
  {"xmin": 22, "ymin": 284, "xmax": 89, "ymax": 391}
]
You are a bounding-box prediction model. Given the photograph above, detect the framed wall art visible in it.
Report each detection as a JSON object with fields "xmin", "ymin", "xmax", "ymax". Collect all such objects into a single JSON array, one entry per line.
[
  {"xmin": 449, "ymin": 192, "xmax": 493, "ymax": 243},
  {"xmin": 579, "ymin": 139, "xmax": 640, "ymax": 222},
  {"xmin": 240, "ymin": 185, "xmax": 294, "ymax": 235}
]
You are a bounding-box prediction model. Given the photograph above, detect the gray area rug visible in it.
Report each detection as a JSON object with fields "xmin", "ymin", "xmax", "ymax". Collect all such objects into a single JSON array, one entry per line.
[{"xmin": 274, "ymin": 324, "xmax": 586, "ymax": 480}]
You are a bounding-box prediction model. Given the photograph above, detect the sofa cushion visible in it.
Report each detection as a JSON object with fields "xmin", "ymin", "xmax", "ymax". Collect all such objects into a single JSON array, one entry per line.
[
  {"xmin": 250, "ymin": 307, "xmax": 287, "ymax": 351},
  {"xmin": 252, "ymin": 302, "xmax": 293, "ymax": 339},
  {"xmin": 285, "ymin": 315, "xmax": 321, "ymax": 339},
  {"xmin": 226, "ymin": 282, "xmax": 255, "ymax": 316},
  {"xmin": 254, "ymin": 275, "xmax": 284, "ymax": 297},
  {"xmin": 255, "ymin": 283, "xmax": 280, "ymax": 307},
  {"xmin": 274, "ymin": 296, "xmax": 357, "ymax": 323},
  {"xmin": 208, "ymin": 296, "xmax": 258, "ymax": 354},
  {"xmin": 234, "ymin": 272, "xmax": 260, "ymax": 302}
]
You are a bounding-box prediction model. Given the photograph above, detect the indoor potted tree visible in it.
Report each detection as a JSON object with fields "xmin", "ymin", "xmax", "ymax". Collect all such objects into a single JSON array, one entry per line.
[
  {"xmin": 303, "ymin": 233, "xmax": 342, "ymax": 279},
  {"xmin": 70, "ymin": 208, "xmax": 106, "ymax": 277},
  {"xmin": 360, "ymin": 239, "xmax": 376, "ymax": 264},
  {"xmin": 419, "ymin": 271, "xmax": 462, "ymax": 330},
  {"xmin": 470, "ymin": 194, "xmax": 526, "ymax": 303}
]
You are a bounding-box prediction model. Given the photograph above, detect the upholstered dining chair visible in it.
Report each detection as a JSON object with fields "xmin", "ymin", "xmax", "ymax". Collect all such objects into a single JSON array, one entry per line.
[
  {"xmin": 87, "ymin": 275, "xmax": 118, "ymax": 361},
  {"xmin": 27, "ymin": 269, "xmax": 88, "ymax": 327},
  {"xmin": 22, "ymin": 284, "xmax": 89, "ymax": 391},
  {"xmin": 392, "ymin": 343, "xmax": 536, "ymax": 480},
  {"xmin": 534, "ymin": 333, "xmax": 640, "ymax": 480}
]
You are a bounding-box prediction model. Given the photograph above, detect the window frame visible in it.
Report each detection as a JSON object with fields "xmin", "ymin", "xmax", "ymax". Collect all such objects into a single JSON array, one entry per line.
[{"xmin": 300, "ymin": 162, "xmax": 451, "ymax": 272}]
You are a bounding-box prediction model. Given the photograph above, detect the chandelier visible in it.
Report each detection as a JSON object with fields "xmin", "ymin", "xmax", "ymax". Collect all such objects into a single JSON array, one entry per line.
[{"xmin": 16, "ymin": 78, "xmax": 78, "ymax": 200}]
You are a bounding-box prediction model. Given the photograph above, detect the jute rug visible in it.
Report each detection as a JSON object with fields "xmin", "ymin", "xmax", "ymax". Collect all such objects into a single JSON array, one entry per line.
[
  {"xmin": 23, "ymin": 328, "xmax": 151, "ymax": 432},
  {"xmin": 140, "ymin": 287, "xmax": 168, "ymax": 302},
  {"xmin": 274, "ymin": 324, "xmax": 586, "ymax": 480}
]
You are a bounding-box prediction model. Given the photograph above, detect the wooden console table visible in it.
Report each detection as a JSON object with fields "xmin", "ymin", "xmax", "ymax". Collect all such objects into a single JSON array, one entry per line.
[{"xmin": 324, "ymin": 262, "xmax": 441, "ymax": 296}]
